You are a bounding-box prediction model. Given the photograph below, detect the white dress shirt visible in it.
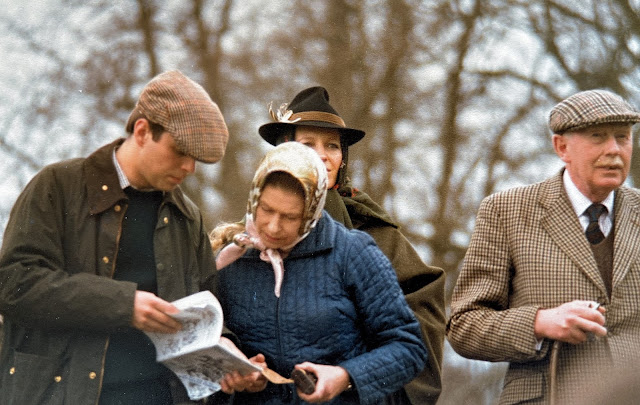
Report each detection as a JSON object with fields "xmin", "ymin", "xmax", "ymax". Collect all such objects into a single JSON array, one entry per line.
[{"xmin": 563, "ymin": 169, "xmax": 614, "ymax": 237}]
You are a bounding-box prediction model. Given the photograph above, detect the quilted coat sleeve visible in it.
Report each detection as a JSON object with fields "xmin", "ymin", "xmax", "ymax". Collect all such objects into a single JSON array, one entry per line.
[
  {"xmin": 337, "ymin": 230, "xmax": 428, "ymax": 404},
  {"xmin": 364, "ymin": 224, "xmax": 445, "ymax": 404},
  {"xmin": 447, "ymin": 194, "xmax": 547, "ymax": 363},
  {"xmin": 0, "ymin": 165, "xmax": 136, "ymax": 332}
]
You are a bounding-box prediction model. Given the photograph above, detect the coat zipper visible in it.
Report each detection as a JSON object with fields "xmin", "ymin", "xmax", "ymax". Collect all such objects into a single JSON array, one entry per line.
[{"xmin": 275, "ymin": 296, "xmax": 283, "ymax": 369}]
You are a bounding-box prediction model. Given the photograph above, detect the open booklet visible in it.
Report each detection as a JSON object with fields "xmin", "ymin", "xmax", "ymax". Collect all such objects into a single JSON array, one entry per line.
[{"xmin": 144, "ymin": 290, "xmax": 261, "ymax": 400}]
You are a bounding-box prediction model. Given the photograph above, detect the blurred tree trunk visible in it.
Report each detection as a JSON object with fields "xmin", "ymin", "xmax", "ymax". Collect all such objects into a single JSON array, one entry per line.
[
  {"xmin": 176, "ymin": 0, "xmax": 242, "ymax": 226},
  {"xmin": 137, "ymin": 0, "xmax": 160, "ymax": 77},
  {"xmin": 430, "ymin": 0, "xmax": 482, "ymax": 284}
]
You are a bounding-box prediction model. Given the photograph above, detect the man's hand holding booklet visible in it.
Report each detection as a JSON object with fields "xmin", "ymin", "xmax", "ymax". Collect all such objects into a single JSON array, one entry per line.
[{"xmin": 144, "ymin": 291, "xmax": 261, "ymax": 400}]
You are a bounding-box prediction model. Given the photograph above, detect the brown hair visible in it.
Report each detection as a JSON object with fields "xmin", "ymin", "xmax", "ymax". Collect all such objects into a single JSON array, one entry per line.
[
  {"xmin": 126, "ymin": 110, "xmax": 166, "ymax": 141},
  {"xmin": 263, "ymin": 171, "xmax": 305, "ymax": 200}
]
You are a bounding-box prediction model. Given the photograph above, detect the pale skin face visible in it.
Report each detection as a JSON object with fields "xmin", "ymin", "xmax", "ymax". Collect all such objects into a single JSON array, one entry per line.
[
  {"xmin": 254, "ymin": 185, "xmax": 304, "ymax": 250},
  {"xmin": 552, "ymin": 122, "xmax": 633, "ymax": 203},
  {"xmin": 119, "ymin": 119, "xmax": 197, "ymax": 191},
  {"xmin": 295, "ymin": 127, "xmax": 343, "ymax": 189}
]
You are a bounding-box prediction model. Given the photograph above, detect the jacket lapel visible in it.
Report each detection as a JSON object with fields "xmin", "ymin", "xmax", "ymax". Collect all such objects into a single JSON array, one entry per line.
[
  {"xmin": 611, "ymin": 187, "xmax": 640, "ymax": 288},
  {"xmin": 539, "ymin": 172, "xmax": 608, "ymax": 296}
]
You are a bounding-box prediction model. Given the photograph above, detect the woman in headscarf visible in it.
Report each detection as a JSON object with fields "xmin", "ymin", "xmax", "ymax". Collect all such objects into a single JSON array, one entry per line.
[
  {"xmin": 258, "ymin": 87, "xmax": 446, "ymax": 405},
  {"xmin": 210, "ymin": 142, "xmax": 426, "ymax": 404}
]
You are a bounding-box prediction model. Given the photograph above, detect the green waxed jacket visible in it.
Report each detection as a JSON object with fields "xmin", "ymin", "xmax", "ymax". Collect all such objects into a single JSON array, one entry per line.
[
  {"xmin": 0, "ymin": 139, "xmax": 217, "ymax": 404},
  {"xmin": 325, "ymin": 186, "xmax": 446, "ymax": 405}
]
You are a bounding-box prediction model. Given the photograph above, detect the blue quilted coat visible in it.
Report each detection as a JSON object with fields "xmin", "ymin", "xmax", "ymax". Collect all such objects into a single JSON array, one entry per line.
[{"xmin": 215, "ymin": 213, "xmax": 427, "ymax": 404}]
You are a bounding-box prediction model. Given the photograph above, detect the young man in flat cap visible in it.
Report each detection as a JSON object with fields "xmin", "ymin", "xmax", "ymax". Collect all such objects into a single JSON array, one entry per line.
[
  {"xmin": 0, "ymin": 70, "xmax": 234, "ymax": 404},
  {"xmin": 447, "ymin": 89, "xmax": 640, "ymax": 404}
]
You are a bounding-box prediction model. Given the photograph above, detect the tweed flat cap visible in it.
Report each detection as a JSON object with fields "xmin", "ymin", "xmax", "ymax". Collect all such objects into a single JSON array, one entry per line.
[
  {"xmin": 126, "ymin": 70, "xmax": 229, "ymax": 163},
  {"xmin": 549, "ymin": 89, "xmax": 640, "ymax": 134}
]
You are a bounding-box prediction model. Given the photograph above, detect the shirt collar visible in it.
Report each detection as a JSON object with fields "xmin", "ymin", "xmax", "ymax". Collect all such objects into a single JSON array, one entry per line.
[
  {"xmin": 563, "ymin": 169, "xmax": 614, "ymax": 216},
  {"xmin": 112, "ymin": 147, "xmax": 158, "ymax": 192},
  {"xmin": 112, "ymin": 148, "xmax": 130, "ymax": 190}
]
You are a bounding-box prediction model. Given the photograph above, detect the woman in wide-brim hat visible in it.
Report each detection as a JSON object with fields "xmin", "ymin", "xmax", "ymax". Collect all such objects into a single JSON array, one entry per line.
[{"xmin": 259, "ymin": 86, "xmax": 447, "ymax": 405}]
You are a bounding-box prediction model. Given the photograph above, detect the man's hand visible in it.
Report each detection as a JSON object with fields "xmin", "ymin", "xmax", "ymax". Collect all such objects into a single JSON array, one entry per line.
[
  {"xmin": 295, "ymin": 362, "xmax": 351, "ymax": 403},
  {"xmin": 131, "ymin": 291, "xmax": 181, "ymax": 333},
  {"xmin": 218, "ymin": 338, "xmax": 268, "ymax": 394},
  {"xmin": 534, "ymin": 300, "xmax": 607, "ymax": 344}
]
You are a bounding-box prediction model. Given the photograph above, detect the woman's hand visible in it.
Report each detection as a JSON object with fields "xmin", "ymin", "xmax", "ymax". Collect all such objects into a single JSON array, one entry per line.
[
  {"xmin": 218, "ymin": 353, "xmax": 268, "ymax": 394},
  {"xmin": 295, "ymin": 362, "xmax": 352, "ymax": 403},
  {"xmin": 217, "ymin": 339, "xmax": 268, "ymax": 394}
]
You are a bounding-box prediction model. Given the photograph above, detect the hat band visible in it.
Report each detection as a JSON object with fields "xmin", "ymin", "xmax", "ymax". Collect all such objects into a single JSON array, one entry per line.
[{"xmin": 290, "ymin": 111, "xmax": 345, "ymax": 127}]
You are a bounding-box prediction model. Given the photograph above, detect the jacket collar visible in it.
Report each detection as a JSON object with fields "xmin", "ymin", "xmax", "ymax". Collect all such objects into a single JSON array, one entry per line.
[
  {"xmin": 83, "ymin": 138, "xmax": 197, "ymax": 220},
  {"xmin": 539, "ymin": 170, "xmax": 606, "ymax": 294},
  {"xmin": 288, "ymin": 212, "xmax": 335, "ymax": 257},
  {"xmin": 335, "ymin": 180, "xmax": 397, "ymax": 229},
  {"xmin": 610, "ymin": 184, "xmax": 640, "ymax": 287},
  {"xmin": 539, "ymin": 168, "xmax": 640, "ymax": 294}
]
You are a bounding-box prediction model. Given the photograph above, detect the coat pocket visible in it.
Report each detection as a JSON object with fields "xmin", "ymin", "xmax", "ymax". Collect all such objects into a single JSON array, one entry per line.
[
  {"xmin": 499, "ymin": 370, "xmax": 545, "ymax": 405},
  {"xmin": 1, "ymin": 349, "xmax": 67, "ymax": 405}
]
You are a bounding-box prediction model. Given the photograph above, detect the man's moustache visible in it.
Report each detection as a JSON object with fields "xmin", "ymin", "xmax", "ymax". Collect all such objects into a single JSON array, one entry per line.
[{"xmin": 595, "ymin": 157, "xmax": 624, "ymax": 168}]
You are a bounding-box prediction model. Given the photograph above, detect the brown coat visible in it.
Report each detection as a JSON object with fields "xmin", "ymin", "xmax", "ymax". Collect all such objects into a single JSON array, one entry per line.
[{"xmin": 447, "ymin": 171, "xmax": 640, "ymax": 404}]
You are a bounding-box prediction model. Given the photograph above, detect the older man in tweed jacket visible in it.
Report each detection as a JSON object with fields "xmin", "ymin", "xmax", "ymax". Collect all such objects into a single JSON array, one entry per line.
[{"xmin": 447, "ymin": 90, "xmax": 640, "ymax": 405}]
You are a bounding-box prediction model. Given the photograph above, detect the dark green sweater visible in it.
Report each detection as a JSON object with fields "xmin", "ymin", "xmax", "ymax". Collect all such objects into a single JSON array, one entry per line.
[{"xmin": 101, "ymin": 187, "xmax": 172, "ymax": 402}]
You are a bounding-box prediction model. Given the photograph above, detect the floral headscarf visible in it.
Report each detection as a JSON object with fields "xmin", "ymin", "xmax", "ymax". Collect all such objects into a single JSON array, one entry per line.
[
  {"xmin": 247, "ymin": 142, "xmax": 328, "ymax": 236},
  {"xmin": 216, "ymin": 142, "xmax": 328, "ymax": 296}
]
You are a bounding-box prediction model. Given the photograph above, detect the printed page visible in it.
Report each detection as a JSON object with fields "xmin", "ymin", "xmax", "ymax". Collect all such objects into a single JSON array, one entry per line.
[
  {"xmin": 163, "ymin": 345, "xmax": 261, "ymax": 399},
  {"xmin": 145, "ymin": 291, "xmax": 260, "ymax": 400},
  {"xmin": 146, "ymin": 290, "xmax": 223, "ymax": 362}
]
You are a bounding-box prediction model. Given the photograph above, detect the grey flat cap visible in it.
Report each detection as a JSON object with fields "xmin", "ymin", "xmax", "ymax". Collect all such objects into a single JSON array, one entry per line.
[{"xmin": 549, "ymin": 89, "xmax": 640, "ymax": 134}]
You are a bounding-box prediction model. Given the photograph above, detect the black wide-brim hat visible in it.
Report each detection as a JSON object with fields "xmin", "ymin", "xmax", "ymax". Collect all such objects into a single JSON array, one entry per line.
[{"xmin": 259, "ymin": 86, "xmax": 365, "ymax": 146}]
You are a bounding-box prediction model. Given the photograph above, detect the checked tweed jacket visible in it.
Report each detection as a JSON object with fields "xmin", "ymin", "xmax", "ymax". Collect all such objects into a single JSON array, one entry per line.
[{"xmin": 447, "ymin": 170, "xmax": 640, "ymax": 404}]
